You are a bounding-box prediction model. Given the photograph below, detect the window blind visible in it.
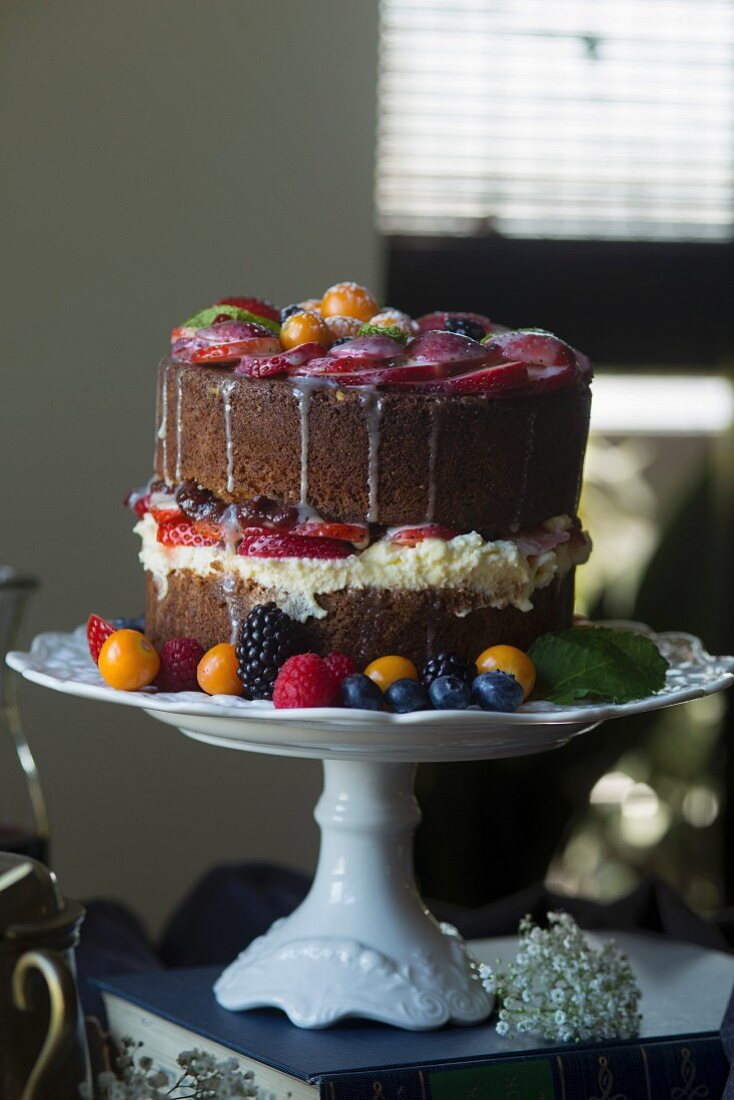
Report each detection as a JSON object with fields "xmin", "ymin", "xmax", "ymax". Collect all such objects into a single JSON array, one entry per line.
[{"xmin": 377, "ymin": 0, "xmax": 734, "ymax": 241}]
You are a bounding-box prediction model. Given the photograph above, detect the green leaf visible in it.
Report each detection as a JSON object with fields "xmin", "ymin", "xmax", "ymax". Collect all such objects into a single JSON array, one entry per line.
[
  {"xmin": 182, "ymin": 304, "xmax": 280, "ymax": 334},
  {"xmin": 356, "ymin": 323, "xmax": 409, "ymax": 346},
  {"xmin": 528, "ymin": 627, "xmax": 669, "ymax": 704}
]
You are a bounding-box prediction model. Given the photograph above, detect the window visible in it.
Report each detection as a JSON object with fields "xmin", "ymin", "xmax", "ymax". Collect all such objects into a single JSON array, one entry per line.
[{"xmin": 377, "ymin": 0, "xmax": 734, "ymax": 242}]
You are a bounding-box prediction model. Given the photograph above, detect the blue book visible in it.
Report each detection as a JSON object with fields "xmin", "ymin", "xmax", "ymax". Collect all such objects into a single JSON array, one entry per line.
[{"xmin": 96, "ymin": 933, "xmax": 733, "ymax": 1100}]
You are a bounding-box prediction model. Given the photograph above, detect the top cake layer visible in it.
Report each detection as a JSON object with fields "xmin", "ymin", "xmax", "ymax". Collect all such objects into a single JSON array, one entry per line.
[
  {"xmin": 154, "ymin": 360, "xmax": 591, "ymax": 533},
  {"xmin": 149, "ymin": 285, "xmax": 593, "ymax": 535}
]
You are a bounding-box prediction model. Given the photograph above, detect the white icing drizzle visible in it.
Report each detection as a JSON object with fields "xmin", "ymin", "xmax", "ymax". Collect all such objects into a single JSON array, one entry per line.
[
  {"xmin": 361, "ymin": 389, "xmax": 384, "ymax": 524},
  {"xmin": 511, "ymin": 408, "xmax": 537, "ymax": 530},
  {"xmin": 426, "ymin": 398, "xmax": 444, "ymax": 522},
  {"xmin": 221, "ymin": 571, "xmax": 240, "ymax": 644},
  {"xmin": 157, "ymin": 361, "xmax": 170, "ymax": 484},
  {"xmin": 221, "ymin": 379, "xmax": 237, "ymax": 493},
  {"xmin": 292, "ymin": 382, "xmax": 313, "ymax": 505},
  {"xmin": 175, "ymin": 368, "xmax": 184, "ymax": 482}
]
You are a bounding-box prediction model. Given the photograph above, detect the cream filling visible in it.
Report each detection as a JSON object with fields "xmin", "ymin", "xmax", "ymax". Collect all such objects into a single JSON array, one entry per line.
[{"xmin": 136, "ymin": 513, "xmax": 591, "ymax": 623}]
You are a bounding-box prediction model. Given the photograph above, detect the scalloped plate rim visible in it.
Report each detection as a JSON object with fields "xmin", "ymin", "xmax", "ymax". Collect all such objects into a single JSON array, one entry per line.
[{"xmin": 5, "ymin": 621, "xmax": 734, "ymax": 734}]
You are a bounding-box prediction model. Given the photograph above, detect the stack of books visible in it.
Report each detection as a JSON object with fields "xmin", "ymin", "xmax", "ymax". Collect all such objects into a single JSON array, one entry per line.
[{"xmin": 97, "ymin": 933, "xmax": 734, "ymax": 1100}]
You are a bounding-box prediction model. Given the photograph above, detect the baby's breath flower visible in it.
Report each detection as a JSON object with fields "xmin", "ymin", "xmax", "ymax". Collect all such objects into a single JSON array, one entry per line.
[
  {"xmin": 481, "ymin": 910, "xmax": 641, "ymax": 1044},
  {"xmin": 94, "ymin": 1041, "xmax": 261, "ymax": 1099}
]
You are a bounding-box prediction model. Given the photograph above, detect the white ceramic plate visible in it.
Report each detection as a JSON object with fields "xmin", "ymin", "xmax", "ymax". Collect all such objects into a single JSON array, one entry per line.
[{"xmin": 7, "ymin": 622, "xmax": 734, "ymax": 762}]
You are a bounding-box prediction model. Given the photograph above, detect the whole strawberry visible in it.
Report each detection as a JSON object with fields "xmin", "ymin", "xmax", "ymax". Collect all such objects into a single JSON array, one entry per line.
[
  {"xmin": 156, "ymin": 637, "xmax": 205, "ymax": 692},
  {"xmin": 324, "ymin": 652, "xmax": 357, "ymax": 684},
  {"xmin": 87, "ymin": 614, "xmax": 115, "ymax": 664},
  {"xmin": 272, "ymin": 653, "xmax": 339, "ymax": 709}
]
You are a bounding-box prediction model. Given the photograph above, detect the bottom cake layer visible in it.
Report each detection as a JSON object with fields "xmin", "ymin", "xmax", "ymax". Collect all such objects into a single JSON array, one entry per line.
[{"xmin": 145, "ymin": 569, "xmax": 575, "ymax": 668}]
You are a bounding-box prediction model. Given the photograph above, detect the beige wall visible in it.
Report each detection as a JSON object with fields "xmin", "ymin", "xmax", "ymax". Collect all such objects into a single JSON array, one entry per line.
[{"xmin": 0, "ymin": 1, "xmax": 380, "ymax": 930}]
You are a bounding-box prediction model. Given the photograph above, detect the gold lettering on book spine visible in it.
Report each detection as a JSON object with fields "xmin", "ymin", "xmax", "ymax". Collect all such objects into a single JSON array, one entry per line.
[
  {"xmin": 589, "ymin": 1056, "xmax": 626, "ymax": 1100},
  {"xmin": 670, "ymin": 1046, "xmax": 709, "ymax": 1100}
]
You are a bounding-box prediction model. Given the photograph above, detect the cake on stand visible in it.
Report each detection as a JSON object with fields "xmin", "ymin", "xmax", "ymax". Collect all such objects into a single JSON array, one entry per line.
[{"xmin": 7, "ymin": 622, "xmax": 734, "ymax": 1030}]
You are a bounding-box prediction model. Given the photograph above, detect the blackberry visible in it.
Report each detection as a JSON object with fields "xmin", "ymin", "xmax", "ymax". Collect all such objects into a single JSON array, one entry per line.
[
  {"xmin": 420, "ymin": 651, "xmax": 474, "ymax": 688},
  {"xmin": 443, "ymin": 317, "xmax": 486, "ymax": 343},
  {"xmin": 236, "ymin": 602, "xmax": 301, "ymax": 699},
  {"xmin": 280, "ymin": 303, "xmax": 304, "ymax": 323},
  {"xmin": 330, "ymin": 336, "xmax": 353, "ymax": 347}
]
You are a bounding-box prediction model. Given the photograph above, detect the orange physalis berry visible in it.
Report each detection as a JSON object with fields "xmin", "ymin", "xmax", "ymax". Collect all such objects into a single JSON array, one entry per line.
[
  {"xmin": 364, "ymin": 655, "xmax": 419, "ymax": 692},
  {"xmin": 280, "ymin": 311, "xmax": 330, "ymax": 350},
  {"xmin": 98, "ymin": 629, "xmax": 160, "ymax": 691},
  {"xmin": 475, "ymin": 645, "xmax": 536, "ymax": 700},
  {"xmin": 197, "ymin": 643, "xmax": 242, "ymax": 696},
  {"xmin": 320, "ymin": 282, "xmax": 379, "ymax": 323}
]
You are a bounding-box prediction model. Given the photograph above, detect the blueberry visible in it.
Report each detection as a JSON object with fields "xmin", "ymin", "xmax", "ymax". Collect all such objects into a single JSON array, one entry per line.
[
  {"xmin": 111, "ymin": 616, "xmax": 145, "ymax": 631},
  {"xmin": 340, "ymin": 673, "xmax": 384, "ymax": 711},
  {"xmin": 385, "ymin": 678, "xmax": 429, "ymax": 714},
  {"xmin": 472, "ymin": 671, "xmax": 524, "ymax": 713},
  {"xmin": 280, "ymin": 303, "xmax": 304, "ymax": 322},
  {"xmin": 443, "ymin": 317, "xmax": 486, "ymax": 342},
  {"xmin": 428, "ymin": 674, "xmax": 471, "ymax": 710}
]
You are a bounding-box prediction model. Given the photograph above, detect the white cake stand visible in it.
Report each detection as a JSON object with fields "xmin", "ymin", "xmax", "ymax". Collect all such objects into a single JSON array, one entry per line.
[{"xmin": 7, "ymin": 623, "xmax": 734, "ymax": 1030}]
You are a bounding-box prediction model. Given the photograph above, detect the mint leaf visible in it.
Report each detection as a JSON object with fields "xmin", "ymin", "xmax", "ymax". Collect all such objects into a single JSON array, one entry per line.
[
  {"xmin": 182, "ymin": 305, "xmax": 280, "ymax": 334},
  {"xmin": 357, "ymin": 323, "xmax": 409, "ymax": 346},
  {"xmin": 528, "ymin": 627, "xmax": 669, "ymax": 704}
]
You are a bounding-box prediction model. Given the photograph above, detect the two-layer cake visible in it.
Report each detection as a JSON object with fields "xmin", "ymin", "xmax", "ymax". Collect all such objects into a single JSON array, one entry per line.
[{"xmin": 129, "ymin": 284, "xmax": 592, "ymax": 668}]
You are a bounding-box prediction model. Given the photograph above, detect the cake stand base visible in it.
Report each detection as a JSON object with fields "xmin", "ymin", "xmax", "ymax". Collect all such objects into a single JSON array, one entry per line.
[{"xmin": 213, "ymin": 759, "xmax": 493, "ymax": 1029}]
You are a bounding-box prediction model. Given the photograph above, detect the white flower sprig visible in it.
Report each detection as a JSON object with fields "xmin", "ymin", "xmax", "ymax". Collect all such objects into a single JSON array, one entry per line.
[
  {"xmin": 85, "ymin": 1037, "xmax": 262, "ymax": 1099},
  {"xmin": 480, "ymin": 911, "xmax": 642, "ymax": 1044}
]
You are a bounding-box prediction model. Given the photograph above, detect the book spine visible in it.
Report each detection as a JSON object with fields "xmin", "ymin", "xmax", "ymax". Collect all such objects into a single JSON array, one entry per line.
[{"xmin": 317, "ymin": 1035, "xmax": 728, "ymax": 1100}]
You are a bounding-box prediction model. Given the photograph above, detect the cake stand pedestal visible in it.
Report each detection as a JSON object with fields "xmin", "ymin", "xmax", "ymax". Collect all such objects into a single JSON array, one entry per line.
[
  {"xmin": 212, "ymin": 758, "xmax": 490, "ymax": 1029},
  {"xmin": 7, "ymin": 622, "xmax": 734, "ymax": 1029}
]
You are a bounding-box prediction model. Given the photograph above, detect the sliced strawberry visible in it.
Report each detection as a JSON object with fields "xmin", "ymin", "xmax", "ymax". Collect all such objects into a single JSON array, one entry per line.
[
  {"xmin": 404, "ymin": 330, "xmax": 492, "ymax": 370},
  {"xmin": 235, "ymin": 342, "xmax": 324, "ymax": 379},
  {"xmin": 194, "ymin": 519, "xmax": 269, "ymax": 540},
  {"xmin": 170, "ymin": 325, "xmax": 196, "ymax": 344},
  {"xmin": 485, "ymin": 330, "xmax": 576, "ymax": 368},
  {"xmin": 87, "ymin": 614, "xmax": 116, "ymax": 664},
  {"xmin": 525, "ymin": 362, "xmax": 577, "ymax": 393},
  {"xmin": 293, "ymin": 520, "xmax": 370, "ymax": 548},
  {"xmin": 157, "ymin": 518, "xmax": 223, "ymax": 547},
  {"xmin": 202, "ymin": 320, "xmax": 273, "ymax": 341},
  {"xmin": 335, "ymin": 362, "xmax": 451, "ymax": 386},
  {"xmin": 388, "ymin": 525, "xmax": 461, "ymax": 547},
  {"xmin": 192, "ymin": 336, "xmax": 281, "ymax": 364},
  {"xmin": 326, "ymin": 334, "xmax": 405, "ymax": 360},
  {"xmin": 238, "ymin": 532, "xmax": 353, "ymax": 560},
  {"xmin": 216, "ymin": 297, "xmax": 280, "ymax": 324},
  {"xmin": 394, "ymin": 361, "xmax": 528, "ymax": 395},
  {"xmin": 148, "ymin": 489, "xmax": 184, "ymax": 524},
  {"xmin": 150, "ymin": 504, "xmax": 185, "ymax": 522},
  {"xmin": 289, "ymin": 354, "xmax": 370, "ymax": 378},
  {"xmin": 125, "ymin": 491, "xmax": 151, "ymax": 519},
  {"xmin": 515, "ymin": 527, "xmax": 572, "ymax": 556}
]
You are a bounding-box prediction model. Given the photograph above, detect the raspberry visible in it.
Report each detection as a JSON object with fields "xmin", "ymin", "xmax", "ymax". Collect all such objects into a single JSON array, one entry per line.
[
  {"xmin": 324, "ymin": 652, "xmax": 357, "ymax": 684},
  {"xmin": 87, "ymin": 614, "xmax": 115, "ymax": 664},
  {"xmin": 273, "ymin": 653, "xmax": 339, "ymax": 709},
  {"xmin": 156, "ymin": 637, "xmax": 205, "ymax": 692}
]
